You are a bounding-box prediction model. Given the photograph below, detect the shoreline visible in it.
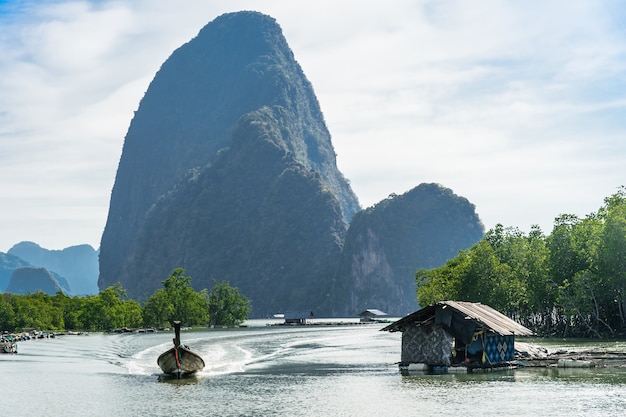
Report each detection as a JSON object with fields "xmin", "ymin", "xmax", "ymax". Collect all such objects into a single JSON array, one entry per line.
[{"xmin": 515, "ymin": 341, "xmax": 626, "ymax": 368}]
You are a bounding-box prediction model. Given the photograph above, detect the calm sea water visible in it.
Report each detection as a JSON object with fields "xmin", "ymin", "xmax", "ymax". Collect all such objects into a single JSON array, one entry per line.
[{"xmin": 2, "ymin": 319, "xmax": 626, "ymax": 417}]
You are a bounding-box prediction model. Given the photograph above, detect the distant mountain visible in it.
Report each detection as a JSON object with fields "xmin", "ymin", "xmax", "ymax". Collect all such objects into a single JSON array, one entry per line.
[
  {"xmin": 99, "ymin": 11, "xmax": 483, "ymax": 317},
  {"xmin": 8, "ymin": 241, "xmax": 99, "ymax": 295},
  {"xmin": 330, "ymin": 184, "xmax": 484, "ymax": 316},
  {"xmin": 6, "ymin": 266, "xmax": 68, "ymax": 295},
  {"xmin": 0, "ymin": 251, "xmax": 31, "ymax": 292}
]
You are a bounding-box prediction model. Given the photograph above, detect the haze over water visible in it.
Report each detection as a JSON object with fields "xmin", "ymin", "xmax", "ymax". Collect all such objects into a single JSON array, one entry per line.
[{"xmin": 3, "ymin": 321, "xmax": 626, "ymax": 416}]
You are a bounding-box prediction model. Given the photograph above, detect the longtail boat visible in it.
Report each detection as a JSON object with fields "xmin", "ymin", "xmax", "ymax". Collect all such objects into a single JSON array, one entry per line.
[{"xmin": 157, "ymin": 321, "xmax": 205, "ymax": 378}]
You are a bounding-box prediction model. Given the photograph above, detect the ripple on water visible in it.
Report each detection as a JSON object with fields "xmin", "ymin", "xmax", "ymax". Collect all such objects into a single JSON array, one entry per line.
[{"xmin": 3, "ymin": 327, "xmax": 626, "ymax": 417}]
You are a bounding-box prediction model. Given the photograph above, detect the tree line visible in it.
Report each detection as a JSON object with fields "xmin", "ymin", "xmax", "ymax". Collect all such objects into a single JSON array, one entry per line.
[
  {"xmin": 0, "ymin": 268, "xmax": 250, "ymax": 332},
  {"xmin": 417, "ymin": 188, "xmax": 626, "ymax": 338}
]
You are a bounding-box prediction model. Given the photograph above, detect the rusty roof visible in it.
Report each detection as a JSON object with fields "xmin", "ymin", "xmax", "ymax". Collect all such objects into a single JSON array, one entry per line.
[{"xmin": 381, "ymin": 300, "xmax": 534, "ymax": 336}]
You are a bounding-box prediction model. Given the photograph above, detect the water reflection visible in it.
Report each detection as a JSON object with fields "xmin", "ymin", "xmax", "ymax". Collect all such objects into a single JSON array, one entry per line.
[
  {"xmin": 529, "ymin": 366, "xmax": 626, "ymax": 384},
  {"xmin": 157, "ymin": 373, "xmax": 205, "ymax": 384}
]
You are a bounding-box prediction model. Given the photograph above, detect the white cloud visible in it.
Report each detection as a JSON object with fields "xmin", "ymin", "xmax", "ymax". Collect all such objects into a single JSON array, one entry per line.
[{"xmin": 1, "ymin": 0, "xmax": 626, "ymax": 252}]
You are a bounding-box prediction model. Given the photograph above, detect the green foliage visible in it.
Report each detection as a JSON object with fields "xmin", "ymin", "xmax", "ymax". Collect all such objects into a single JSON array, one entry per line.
[
  {"xmin": 78, "ymin": 284, "xmax": 143, "ymax": 331},
  {"xmin": 142, "ymin": 268, "xmax": 208, "ymax": 328},
  {"xmin": 141, "ymin": 289, "xmax": 174, "ymax": 329},
  {"xmin": 0, "ymin": 267, "xmax": 252, "ymax": 332},
  {"xmin": 415, "ymin": 252, "xmax": 468, "ymax": 305},
  {"xmin": 0, "ymin": 285, "xmax": 142, "ymax": 332},
  {"xmin": 207, "ymin": 280, "xmax": 251, "ymax": 326},
  {"xmin": 416, "ymin": 187, "xmax": 626, "ymax": 338},
  {"xmin": 0, "ymin": 293, "xmax": 16, "ymax": 330},
  {"xmin": 4, "ymin": 292, "xmax": 65, "ymax": 330}
]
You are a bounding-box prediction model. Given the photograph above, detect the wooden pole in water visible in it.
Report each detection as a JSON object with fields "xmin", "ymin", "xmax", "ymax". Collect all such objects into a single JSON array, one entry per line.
[{"xmin": 173, "ymin": 321, "xmax": 181, "ymax": 347}]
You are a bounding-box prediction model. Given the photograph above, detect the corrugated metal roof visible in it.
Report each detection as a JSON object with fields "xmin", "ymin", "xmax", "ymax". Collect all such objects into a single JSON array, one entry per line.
[
  {"xmin": 444, "ymin": 301, "xmax": 533, "ymax": 336},
  {"xmin": 381, "ymin": 301, "xmax": 534, "ymax": 336},
  {"xmin": 284, "ymin": 311, "xmax": 314, "ymax": 320},
  {"xmin": 359, "ymin": 309, "xmax": 387, "ymax": 316}
]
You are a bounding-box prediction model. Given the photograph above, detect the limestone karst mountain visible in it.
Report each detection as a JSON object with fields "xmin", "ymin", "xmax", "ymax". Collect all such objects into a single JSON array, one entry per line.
[
  {"xmin": 330, "ymin": 184, "xmax": 484, "ymax": 316},
  {"xmin": 1, "ymin": 249, "xmax": 73, "ymax": 295},
  {"xmin": 99, "ymin": 11, "xmax": 359, "ymax": 315},
  {"xmin": 6, "ymin": 266, "xmax": 69, "ymax": 295},
  {"xmin": 0, "ymin": 251, "xmax": 31, "ymax": 292},
  {"xmin": 99, "ymin": 11, "xmax": 484, "ymax": 316},
  {"xmin": 8, "ymin": 241, "xmax": 99, "ymax": 295}
]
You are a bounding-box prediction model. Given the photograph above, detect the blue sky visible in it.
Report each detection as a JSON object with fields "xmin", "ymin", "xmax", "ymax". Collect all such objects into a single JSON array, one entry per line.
[{"xmin": 1, "ymin": 0, "xmax": 626, "ymax": 252}]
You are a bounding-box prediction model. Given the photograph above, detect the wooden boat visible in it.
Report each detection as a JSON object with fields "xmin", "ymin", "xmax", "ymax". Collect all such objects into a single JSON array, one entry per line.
[
  {"xmin": 157, "ymin": 321, "xmax": 205, "ymax": 378},
  {"xmin": 1, "ymin": 340, "xmax": 17, "ymax": 354}
]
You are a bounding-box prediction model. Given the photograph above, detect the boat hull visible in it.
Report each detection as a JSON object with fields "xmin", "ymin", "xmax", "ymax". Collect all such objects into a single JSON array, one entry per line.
[
  {"xmin": 1, "ymin": 341, "xmax": 17, "ymax": 354},
  {"xmin": 157, "ymin": 346, "xmax": 205, "ymax": 378}
]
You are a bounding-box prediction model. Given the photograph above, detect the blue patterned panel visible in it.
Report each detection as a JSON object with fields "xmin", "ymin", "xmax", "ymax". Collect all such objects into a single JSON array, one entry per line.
[{"xmin": 484, "ymin": 334, "xmax": 515, "ymax": 363}]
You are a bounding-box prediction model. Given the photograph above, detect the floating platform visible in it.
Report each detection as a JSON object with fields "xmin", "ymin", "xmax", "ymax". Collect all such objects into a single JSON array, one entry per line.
[{"xmin": 399, "ymin": 362, "xmax": 517, "ymax": 375}]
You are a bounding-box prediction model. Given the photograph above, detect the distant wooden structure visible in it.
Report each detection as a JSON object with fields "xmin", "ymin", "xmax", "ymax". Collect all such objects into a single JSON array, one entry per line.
[
  {"xmin": 284, "ymin": 311, "xmax": 314, "ymax": 325},
  {"xmin": 382, "ymin": 301, "xmax": 533, "ymax": 372},
  {"xmin": 358, "ymin": 309, "xmax": 388, "ymax": 322}
]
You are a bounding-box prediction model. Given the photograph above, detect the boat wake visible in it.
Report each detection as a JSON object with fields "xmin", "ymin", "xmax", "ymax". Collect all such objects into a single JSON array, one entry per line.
[
  {"xmin": 126, "ymin": 342, "xmax": 165, "ymax": 375},
  {"xmin": 122, "ymin": 333, "xmax": 255, "ymax": 377},
  {"xmin": 120, "ymin": 325, "xmax": 388, "ymax": 378}
]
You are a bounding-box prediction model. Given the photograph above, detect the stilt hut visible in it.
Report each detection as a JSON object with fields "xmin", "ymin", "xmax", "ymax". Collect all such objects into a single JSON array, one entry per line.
[
  {"xmin": 284, "ymin": 310, "xmax": 314, "ymax": 325},
  {"xmin": 358, "ymin": 309, "xmax": 388, "ymax": 322},
  {"xmin": 381, "ymin": 301, "xmax": 533, "ymax": 371}
]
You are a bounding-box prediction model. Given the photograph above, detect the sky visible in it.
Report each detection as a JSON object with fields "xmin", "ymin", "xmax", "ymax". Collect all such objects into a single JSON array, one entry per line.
[{"xmin": 1, "ymin": 0, "xmax": 626, "ymax": 252}]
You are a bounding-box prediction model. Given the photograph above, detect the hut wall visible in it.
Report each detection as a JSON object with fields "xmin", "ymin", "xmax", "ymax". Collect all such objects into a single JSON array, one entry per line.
[
  {"xmin": 484, "ymin": 334, "xmax": 515, "ymax": 364},
  {"xmin": 401, "ymin": 324, "xmax": 453, "ymax": 365}
]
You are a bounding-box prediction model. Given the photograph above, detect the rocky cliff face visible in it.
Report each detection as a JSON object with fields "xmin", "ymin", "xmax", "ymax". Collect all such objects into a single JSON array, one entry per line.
[
  {"xmin": 331, "ymin": 184, "xmax": 484, "ymax": 316},
  {"xmin": 99, "ymin": 12, "xmax": 360, "ymax": 315}
]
